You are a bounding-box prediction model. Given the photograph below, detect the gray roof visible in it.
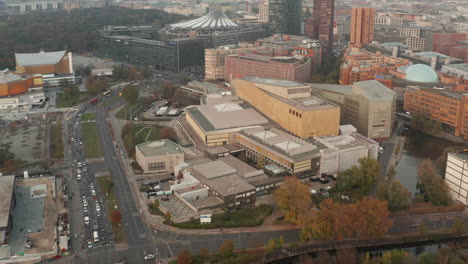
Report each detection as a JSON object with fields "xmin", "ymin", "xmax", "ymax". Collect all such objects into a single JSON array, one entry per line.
[
  {"xmin": 207, "ymin": 174, "xmax": 255, "ymax": 196},
  {"xmin": 136, "ymin": 140, "xmax": 183, "ymax": 157},
  {"xmin": 15, "ymin": 50, "xmax": 66, "ymax": 67},
  {"xmin": 241, "ymin": 76, "xmax": 305, "ymax": 87},
  {"xmin": 352, "ymin": 80, "xmax": 396, "ymax": 101},
  {"xmin": 0, "ymin": 69, "xmax": 23, "ymax": 84},
  {"xmin": 0, "ymin": 175, "xmax": 15, "ymax": 228},
  {"xmin": 192, "ymin": 160, "xmax": 237, "ymax": 180},
  {"xmin": 170, "ymin": 10, "xmax": 239, "ymax": 30},
  {"xmin": 311, "ymin": 80, "xmax": 395, "ymax": 101}
]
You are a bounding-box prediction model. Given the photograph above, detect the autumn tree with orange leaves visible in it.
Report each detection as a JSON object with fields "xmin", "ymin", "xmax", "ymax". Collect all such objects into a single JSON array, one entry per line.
[
  {"xmin": 351, "ymin": 196, "xmax": 392, "ymax": 239},
  {"xmin": 273, "ymin": 177, "xmax": 313, "ymax": 227}
]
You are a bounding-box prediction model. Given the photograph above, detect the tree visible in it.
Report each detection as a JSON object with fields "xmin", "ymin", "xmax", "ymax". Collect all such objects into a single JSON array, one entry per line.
[
  {"xmin": 377, "ymin": 180, "xmax": 411, "ymax": 211},
  {"xmin": 177, "ymin": 248, "xmax": 193, "ymax": 264},
  {"xmin": 351, "ymin": 197, "xmax": 392, "ymax": 239},
  {"xmin": 418, "ymin": 252, "xmax": 437, "ymax": 264},
  {"xmin": 219, "ymin": 240, "xmax": 235, "ymax": 258},
  {"xmin": 273, "ymin": 177, "xmax": 313, "ymax": 227},
  {"xmin": 410, "ymin": 111, "xmax": 443, "ymax": 136},
  {"xmin": 417, "ymin": 159, "xmax": 452, "ymax": 206},
  {"xmin": 453, "ymin": 217, "xmax": 465, "ymax": 235},
  {"xmin": 436, "ymin": 147, "xmax": 454, "ymax": 175},
  {"xmin": 153, "ymin": 199, "xmax": 159, "ymax": 208},
  {"xmin": 0, "ymin": 142, "xmax": 14, "ymax": 168},
  {"xmin": 312, "ymin": 199, "xmax": 352, "ymax": 242},
  {"xmin": 337, "ymin": 157, "xmax": 380, "ymax": 194},
  {"xmin": 2, "ymin": 159, "xmax": 17, "ymax": 174},
  {"xmin": 199, "ymin": 248, "xmax": 209, "ymax": 261},
  {"xmin": 110, "ymin": 210, "xmax": 122, "ymax": 224},
  {"xmin": 387, "ymin": 166, "xmax": 396, "ymax": 178},
  {"xmin": 160, "ymin": 126, "xmax": 177, "ymax": 142},
  {"xmin": 265, "ymin": 238, "xmax": 277, "ymax": 253},
  {"xmin": 122, "ymin": 85, "xmax": 139, "ymax": 104},
  {"xmin": 121, "ymin": 122, "xmax": 136, "ymax": 157},
  {"xmin": 381, "ymin": 250, "xmax": 410, "ymax": 264},
  {"xmin": 162, "ymin": 82, "xmax": 178, "ymax": 99},
  {"xmin": 164, "ymin": 211, "xmax": 172, "ymax": 224}
]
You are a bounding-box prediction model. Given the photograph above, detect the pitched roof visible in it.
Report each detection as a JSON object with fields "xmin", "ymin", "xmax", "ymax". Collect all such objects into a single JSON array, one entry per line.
[
  {"xmin": 0, "ymin": 69, "xmax": 23, "ymax": 84},
  {"xmin": 15, "ymin": 50, "xmax": 67, "ymax": 67}
]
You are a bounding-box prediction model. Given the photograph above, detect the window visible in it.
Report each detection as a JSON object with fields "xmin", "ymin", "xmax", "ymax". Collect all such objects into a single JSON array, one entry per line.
[{"xmin": 148, "ymin": 162, "xmax": 165, "ymax": 171}]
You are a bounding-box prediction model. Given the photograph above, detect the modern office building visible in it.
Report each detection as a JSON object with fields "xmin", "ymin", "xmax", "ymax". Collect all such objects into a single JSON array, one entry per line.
[
  {"xmin": 135, "ymin": 140, "xmax": 184, "ymax": 174},
  {"xmin": 339, "ymin": 47, "xmax": 411, "ymax": 85},
  {"xmin": 185, "ymin": 95, "xmax": 269, "ymax": 146},
  {"xmin": 311, "ymin": 80, "xmax": 397, "ymax": 140},
  {"xmin": 374, "ymin": 26, "xmax": 427, "ymax": 51},
  {"xmin": 159, "ymin": 9, "xmax": 268, "ymax": 49},
  {"xmin": 350, "ymin": 7, "xmax": 375, "ymax": 47},
  {"xmin": 96, "ymin": 35, "xmax": 205, "ymax": 72},
  {"xmin": 225, "ymin": 51, "xmax": 312, "ymax": 82},
  {"xmin": 204, "ymin": 44, "xmax": 264, "ymax": 80},
  {"xmin": 268, "ymin": 0, "xmax": 302, "ymax": 35},
  {"xmin": 312, "ymin": 0, "xmax": 335, "ymax": 45},
  {"xmin": 232, "ymin": 77, "xmax": 340, "ymax": 138},
  {"xmin": 445, "ymin": 151, "xmax": 468, "ymax": 206},
  {"xmin": 425, "ymin": 31, "xmax": 467, "ymax": 55},
  {"xmin": 3, "ymin": 0, "xmax": 64, "ymax": 14},
  {"xmin": 97, "ymin": 25, "xmax": 160, "ymax": 40},
  {"xmin": 403, "ymin": 87, "xmax": 468, "ymax": 140},
  {"xmin": 258, "ymin": 0, "xmax": 269, "ymax": 23}
]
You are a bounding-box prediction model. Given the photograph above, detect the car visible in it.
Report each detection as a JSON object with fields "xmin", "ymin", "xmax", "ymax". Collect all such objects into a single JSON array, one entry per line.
[
  {"xmin": 91, "ymin": 190, "xmax": 96, "ymax": 196},
  {"xmin": 90, "ymin": 183, "xmax": 94, "ymax": 188},
  {"xmin": 77, "ymin": 169, "xmax": 81, "ymax": 174},
  {"xmin": 84, "ymin": 207, "xmax": 88, "ymax": 213},
  {"xmin": 324, "ymin": 186, "xmax": 332, "ymax": 191},
  {"xmin": 83, "ymin": 167, "xmax": 88, "ymax": 172},
  {"xmin": 99, "ymin": 197, "xmax": 104, "ymax": 203},
  {"xmin": 319, "ymin": 188, "xmax": 326, "ymax": 193},
  {"xmin": 77, "ymin": 174, "xmax": 82, "ymax": 181},
  {"xmin": 87, "ymin": 241, "xmax": 93, "ymax": 248},
  {"xmin": 411, "ymin": 223, "xmax": 420, "ymax": 228},
  {"xmin": 144, "ymin": 254, "xmax": 156, "ymax": 260},
  {"xmin": 310, "ymin": 189, "xmax": 318, "ymax": 195},
  {"xmin": 78, "ymin": 162, "xmax": 82, "ymax": 167},
  {"xmin": 96, "ymin": 205, "xmax": 101, "ymax": 212}
]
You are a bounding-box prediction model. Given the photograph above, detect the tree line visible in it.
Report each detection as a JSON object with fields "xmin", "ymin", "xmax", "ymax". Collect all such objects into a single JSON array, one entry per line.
[{"xmin": 0, "ymin": 7, "xmax": 186, "ymax": 69}]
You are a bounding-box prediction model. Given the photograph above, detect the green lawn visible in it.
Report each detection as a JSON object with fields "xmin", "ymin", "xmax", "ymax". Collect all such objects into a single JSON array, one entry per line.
[
  {"xmin": 171, "ymin": 204, "xmax": 273, "ymax": 229},
  {"xmin": 115, "ymin": 98, "xmax": 147, "ymax": 120},
  {"xmin": 134, "ymin": 124, "xmax": 161, "ymax": 143},
  {"xmin": 50, "ymin": 121, "xmax": 64, "ymax": 160},
  {"xmin": 81, "ymin": 113, "xmax": 96, "ymax": 122},
  {"xmin": 56, "ymin": 93, "xmax": 79, "ymax": 108},
  {"xmin": 82, "ymin": 122, "xmax": 103, "ymax": 158},
  {"xmin": 96, "ymin": 176, "xmax": 126, "ymax": 243}
]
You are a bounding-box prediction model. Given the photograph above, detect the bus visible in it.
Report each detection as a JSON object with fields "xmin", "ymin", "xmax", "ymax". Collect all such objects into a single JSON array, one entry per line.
[
  {"xmin": 103, "ymin": 90, "xmax": 111, "ymax": 97},
  {"xmin": 89, "ymin": 98, "xmax": 99, "ymax": 105}
]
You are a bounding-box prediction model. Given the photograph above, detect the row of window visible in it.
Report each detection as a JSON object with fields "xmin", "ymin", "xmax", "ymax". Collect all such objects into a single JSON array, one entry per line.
[{"xmin": 289, "ymin": 109, "xmax": 302, "ymax": 118}]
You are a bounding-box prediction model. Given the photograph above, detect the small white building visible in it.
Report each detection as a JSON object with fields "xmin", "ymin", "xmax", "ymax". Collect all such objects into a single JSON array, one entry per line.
[{"xmin": 445, "ymin": 151, "xmax": 468, "ymax": 206}]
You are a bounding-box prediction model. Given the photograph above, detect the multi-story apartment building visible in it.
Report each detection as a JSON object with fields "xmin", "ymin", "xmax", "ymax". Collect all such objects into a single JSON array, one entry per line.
[
  {"xmin": 339, "ymin": 47, "xmax": 411, "ymax": 85},
  {"xmin": 225, "ymin": 52, "xmax": 312, "ymax": 82},
  {"xmin": 403, "ymin": 87, "xmax": 468, "ymax": 140},
  {"xmin": 350, "ymin": 7, "xmax": 375, "ymax": 47},
  {"xmin": 232, "ymin": 77, "xmax": 340, "ymax": 138},
  {"xmin": 374, "ymin": 26, "xmax": 427, "ymax": 51},
  {"xmin": 445, "ymin": 151, "xmax": 468, "ymax": 206},
  {"xmin": 205, "ymin": 45, "xmax": 264, "ymax": 80},
  {"xmin": 312, "ymin": 0, "xmax": 335, "ymax": 45}
]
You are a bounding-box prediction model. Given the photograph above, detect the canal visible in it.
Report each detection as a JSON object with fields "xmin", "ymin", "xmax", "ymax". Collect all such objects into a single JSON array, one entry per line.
[{"xmin": 395, "ymin": 129, "xmax": 465, "ymax": 196}]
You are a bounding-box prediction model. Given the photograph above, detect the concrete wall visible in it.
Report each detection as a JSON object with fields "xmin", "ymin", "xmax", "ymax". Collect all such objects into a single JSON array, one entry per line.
[
  {"xmin": 179, "ymin": 188, "xmax": 208, "ymax": 201},
  {"xmin": 135, "ymin": 148, "xmax": 184, "ymax": 174}
]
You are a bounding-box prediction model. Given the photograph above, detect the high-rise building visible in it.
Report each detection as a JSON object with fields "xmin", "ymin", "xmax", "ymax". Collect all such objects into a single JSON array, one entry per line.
[
  {"xmin": 350, "ymin": 7, "xmax": 375, "ymax": 47},
  {"xmin": 268, "ymin": 0, "xmax": 302, "ymax": 35},
  {"xmin": 258, "ymin": 0, "xmax": 269, "ymax": 23},
  {"xmin": 312, "ymin": 0, "xmax": 335, "ymax": 46}
]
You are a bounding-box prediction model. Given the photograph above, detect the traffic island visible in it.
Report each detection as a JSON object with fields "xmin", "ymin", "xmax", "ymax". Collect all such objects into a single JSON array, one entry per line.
[{"xmin": 96, "ymin": 175, "xmax": 126, "ymax": 243}]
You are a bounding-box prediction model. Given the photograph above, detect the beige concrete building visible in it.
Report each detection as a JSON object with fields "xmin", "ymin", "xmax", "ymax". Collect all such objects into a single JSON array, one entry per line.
[
  {"xmin": 135, "ymin": 140, "xmax": 184, "ymax": 174},
  {"xmin": 205, "ymin": 45, "xmax": 263, "ymax": 80},
  {"xmin": 258, "ymin": 2, "xmax": 269, "ymax": 23},
  {"xmin": 311, "ymin": 80, "xmax": 396, "ymax": 140},
  {"xmin": 445, "ymin": 151, "xmax": 468, "ymax": 206},
  {"xmin": 185, "ymin": 94, "xmax": 269, "ymax": 146},
  {"xmin": 232, "ymin": 77, "xmax": 340, "ymax": 139}
]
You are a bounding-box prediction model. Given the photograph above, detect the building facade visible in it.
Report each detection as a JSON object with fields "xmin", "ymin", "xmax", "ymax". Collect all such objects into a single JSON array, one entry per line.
[
  {"xmin": 350, "ymin": 7, "xmax": 375, "ymax": 47},
  {"xmin": 311, "ymin": 80, "xmax": 396, "ymax": 140},
  {"xmin": 425, "ymin": 32, "xmax": 467, "ymax": 55},
  {"xmin": 0, "ymin": 69, "xmax": 36, "ymax": 97},
  {"xmin": 96, "ymin": 35, "xmax": 205, "ymax": 72},
  {"xmin": 232, "ymin": 77, "xmax": 340, "ymax": 138},
  {"xmin": 403, "ymin": 87, "xmax": 468, "ymax": 140},
  {"xmin": 204, "ymin": 45, "xmax": 264, "ymax": 80},
  {"xmin": 268, "ymin": 0, "xmax": 302, "ymax": 35},
  {"xmin": 15, "ymin": 50, "xmax": 73, "ymax": 75},
  {"xmin": 445, "ymin": 151, "xmax": 468, "ymax": 206},
  {"xmin": 135, "ymin": 140, "xmax": 184, "ymax": 174},
  {"xmin": 225, "ymin": 52, "xmax": 312, "ymax": 82},
  {"xmin": 312, "ymin": 0, "xmax": 334, "ymax": 45}
]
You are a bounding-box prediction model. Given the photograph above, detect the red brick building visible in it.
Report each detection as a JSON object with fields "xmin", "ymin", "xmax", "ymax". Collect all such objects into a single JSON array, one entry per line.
[
  {"xmin": 225, "ymin": 52, "xmax": 312, "ymax": 82},
  {"xmin": 429, "ymin": 32, "xmax": 467, "ymax": 56},
  {"xmin": 312, "ymin": 0, "xmax": 335, "ymax": 45},
  {"xmin": 350, "ymin": 7, "xmax": 375, "ymax": 47}
]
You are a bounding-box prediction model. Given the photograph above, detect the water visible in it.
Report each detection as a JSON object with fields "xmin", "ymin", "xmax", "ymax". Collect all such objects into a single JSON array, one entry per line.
[{"xmin": 394, "ymin": 129, "xmax": 464, "ymax": 196}]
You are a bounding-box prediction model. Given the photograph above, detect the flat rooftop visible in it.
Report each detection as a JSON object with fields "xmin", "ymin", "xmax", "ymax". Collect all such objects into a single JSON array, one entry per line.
[
  {"xmin": 443, "ymin": 63, "xmax": 468, "ymax": 72},
  {"xmin": 311, "ymin": 80, "xmax": 395, "ymax": 101},
  {"xmin": 239, "ymin": 127, "xmax": 324, "ymax": 162},
  {"xmin": 202, "ymin": 94, "xmax": 241, "ymax": 105},
  {"xmin": 192, "ymin": 160, "xmax": 237, "ymax": 180},
  {"xmin": 267, "ymin": 89, "xmax": 338, "ymax": 111},
  {"xmin": 185, "ymin": 103, "xmax": 268, "ymax": 132},
  {"xmin": 241, "ymin": 76, "xmax": 305, "ymax": 87},
  {"xmin": 317, "ymin": 133, "xmax": 377, "ymax": 150},
  {"xmin": 420, "ymin": 87, "xmax": 467, "ymax": 100},
  {"xmin": 136, "ymin": 139, "xmax": 183, "ymax": 157},
  {"xmin": 0, "ymin": 175, "xmax": 15, "ymax": 229},
  {"xmin": 207, "ymin": 174, "xmax": 255, "ymax": 196},
  {"xmin": 451, "ymin": 151, "xmax": 468, "ymax": 161}
]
